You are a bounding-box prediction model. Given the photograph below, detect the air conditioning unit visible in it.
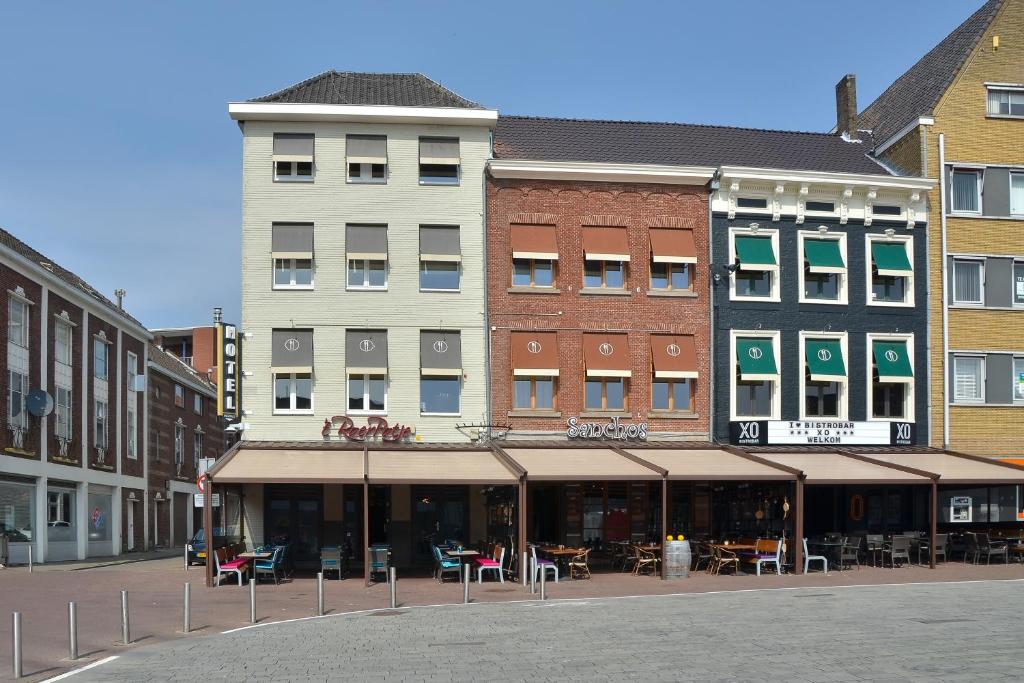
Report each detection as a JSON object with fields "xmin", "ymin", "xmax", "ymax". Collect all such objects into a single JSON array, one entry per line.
[{"xmin": 133, "ymin": 375, "xmax": 146, "ymax": 392}]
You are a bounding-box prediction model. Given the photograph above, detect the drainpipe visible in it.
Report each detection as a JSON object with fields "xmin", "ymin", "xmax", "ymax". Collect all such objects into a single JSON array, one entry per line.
[
  {"xmin": 482, "ymin": 130, "xmax": 493, "ymax": 440},
  {"xmin": 707, "ymin": 172, "xmax": 719, "ymax": 441},
  {"xmin": 938, "ymin": 134, "xmax": 950, "ymax": 449}
]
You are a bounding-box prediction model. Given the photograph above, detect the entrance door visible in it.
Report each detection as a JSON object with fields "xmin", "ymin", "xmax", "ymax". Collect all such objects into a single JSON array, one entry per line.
[
  {"xmin": 411, "ymin": 486, "xmax": 468, "ymax": 566},
  {"xmin": 126, "ymin": 503, "xmax": 135, "ymax": 551},
  {"xmin": 264, "ymin": 485, "xmax": 323, "ymax": 569}
]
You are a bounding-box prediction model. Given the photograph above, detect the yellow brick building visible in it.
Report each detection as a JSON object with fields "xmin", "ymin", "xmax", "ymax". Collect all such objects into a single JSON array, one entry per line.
[{"xmin": 861, "ymin": 0, "xmax": 1024, "ymax": 458}]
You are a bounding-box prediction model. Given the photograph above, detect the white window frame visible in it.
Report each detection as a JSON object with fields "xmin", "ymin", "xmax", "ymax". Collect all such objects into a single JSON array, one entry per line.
[
  {"xmin": 272, "ymin": 372, "xmax": 314, "ymax": 415},
  {"xmin": 174, "ymin": 384, "xmax": 184, "ymax": 408},
  {"xmin": 419, "ymin": 260, "xmax": 461, "ymax": 292},
  {"xmin": 7, "ymin": 369, "xmax": 28, "ymax": 431},
  {"xmin": 1010, "ymin": 171, "xmax": 1024, "ymax": 217},
  {"xmin": 419, "ymin": 375, "xmax": 462, "ymax": 416},
  {"xmin": 7, "ymin": 297, "xmax": 29, "ymax": 349},
  {"xmin": 986, "ymin": 85, "xmax": 1024, "ymax": 119},
  {"xmin": 728, "ymin": 226, "xmax": 780, "ymax": 303},
  {"xmin": 866, "ymin": 332, "xmax": 915, "ymax": 423},
  {"xmin": 804, "ymin": 197, "xmax": 838, "ymax": 216},
  {"xmin": 950, "ymin": 168, "xmax": 983, "ymax": 215},
  {"xmin": 193, "ymin": 394, "xmax": 202, "ymax": 415},
  {"xmin": 272, "ymin": 257, "xmax": 314, "ymax": 290},
  {"xmin": 174, "ymin": 420, "xmax": 185, "ymax": 471},
  {"xmin": 728, "ymin": 329, "xmax": 781, "ymax": 421},
  {"xmin": 126, "ymin": 351, "xmax": 138, "ymax": 460},
  {"xmin": 94, "ymin": 399, "xmax": 108, "ymax": 451},
  {"xmin": 93, "ymin": 338, "xmax": 108, "ymax": 379},
  {"xmin": 273, "ymin": 160, "xmax": 314, "ymax": 183},
  {"xmin": 1015, "ymin": 261, "xmax": 1024, "ymax": 308},
  {"xmin": 347, "ymin": 373, "xmax": 388, "ymax": 416},
  {"xmin": 799, "ymin": 331, "xmax": 849, "ymax": 421},
  {"xmin": 952, "ymin": 355, "xmax": 986, "ymax": 404},
  {"xmin": 193, "ymin": 428, "xmax": 203, "ymax": 470},
  {"xmin": 55, "ymin": 385, "xmax": 73, "ymax": 442},
  {"xmin": 55, "ymin": 319, "xmax": 73, "ymax": 366},
  {"xmin": 797, "ymin": 230, "xmax": 848, "ymax": 305},
  {"xmin": 347, "ymin": 162, "xmax": 387, "ymax": 184},
  {"xmin": 1013, "ymin": 356, "xmax": 1024, "ymax": 404},
  {"xmin": 346, "ymin": 259, "xmax": 388, "ymax": 291},
  {"xmin": 734, "ymin": 195, "xmax": 770, "ymax": 213},
  {"xmin": 952, "ymin": 257, "xmax": 985, "ymax": 306},
  {"xmin": 866, "ymin": 233, "xmax": 915, "ymax": 308}
]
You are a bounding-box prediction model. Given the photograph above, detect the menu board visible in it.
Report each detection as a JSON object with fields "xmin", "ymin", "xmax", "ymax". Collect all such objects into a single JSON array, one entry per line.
[{"xmin": 950, "ymin": 496, "xmax": 972, "ymax": 523}]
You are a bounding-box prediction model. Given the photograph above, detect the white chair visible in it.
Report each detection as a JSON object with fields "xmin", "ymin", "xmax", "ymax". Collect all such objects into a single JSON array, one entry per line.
[
  {"xmin": 750, "ymin": 539, "xmax": 782, "ymax": 576},
  {"xmin": 530, "ymin": 545, "xmax": 558, "ymax": 583},
  {"xmin": 803, "ymin": 538, "xmax": 828, "ymax": 574}
]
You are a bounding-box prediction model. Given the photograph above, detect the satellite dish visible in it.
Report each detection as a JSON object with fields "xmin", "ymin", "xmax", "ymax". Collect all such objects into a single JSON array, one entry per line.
[{"xmin": 26, "ymin": 390, "xmax": 54, "ymax": 418}]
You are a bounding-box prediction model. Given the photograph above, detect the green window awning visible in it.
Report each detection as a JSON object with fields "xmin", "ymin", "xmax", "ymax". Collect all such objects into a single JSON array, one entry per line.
[
  {"xmin": 736, "ymin": 338, "xmax": 778, "ymax": 380},
  {"xmin": 804, "ymin": 239, "xmax": 846, "ymax": 274},
  {"xmin": 805, "ymin": 339, "xmax": 846, "ymax": 382},
  {"xmin": 872, "ymin": 340, "xmax": 913, "ymax": 382},
  {"xmin": 735, "ymin": 236, "xmax": 777, "ymax": 270},
  {"xmin": 871, "ymin": 242, "xmax": 912, "ymax": 277}
]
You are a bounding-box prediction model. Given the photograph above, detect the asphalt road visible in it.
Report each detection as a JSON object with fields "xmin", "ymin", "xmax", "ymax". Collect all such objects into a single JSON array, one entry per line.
[{"xmin": 70, "ymin": 580, "xmax": 1024, "ymax": 682}]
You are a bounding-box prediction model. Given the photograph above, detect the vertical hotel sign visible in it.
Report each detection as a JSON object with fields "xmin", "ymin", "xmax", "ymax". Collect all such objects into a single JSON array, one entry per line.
[{"xmin": 217, "ymin": 323, "xmax": 240, "ymax": 418}]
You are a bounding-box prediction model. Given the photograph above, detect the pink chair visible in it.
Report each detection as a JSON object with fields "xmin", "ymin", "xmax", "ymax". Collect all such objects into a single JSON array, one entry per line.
[
  {"xmin": 475, "ymin": 543, "xmax": 505, "ymax": 583},
  {"xmin": 214, "ymin": 547, "xmax": 249, "ymax": 586}
]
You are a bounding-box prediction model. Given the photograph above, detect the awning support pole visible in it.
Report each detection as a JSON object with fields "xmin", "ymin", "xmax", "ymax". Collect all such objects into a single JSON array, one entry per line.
[
  {"xmin": 364, "ymin": 445, "xmax": 370, "ymax": 588},
  {"xmin": 204, "ymin": 479, "xmax": 214, "ymax": 588},
  {"xmin": 794, "ymin": 478, "xmax": 805, "ymax": 574},
  {"xmin": 661, "ymin": 476, "xmax": 668, "ymax": 580},
  {"xmin": 518, "ymin": 478, "xmax": 527, "ymax": 584},
  {"xmin": 930, "ymin": 481, "xmax": 937, "ymax": 569}
]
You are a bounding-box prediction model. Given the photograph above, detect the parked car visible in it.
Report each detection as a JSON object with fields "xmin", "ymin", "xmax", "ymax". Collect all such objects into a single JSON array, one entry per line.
[
  {"xmin": 0, "ymin": 525, "xmax": 31, "ymax": 543},
  {"xmin": 186, "ymin": 528, "xmax": 227, "ymax": 566}
]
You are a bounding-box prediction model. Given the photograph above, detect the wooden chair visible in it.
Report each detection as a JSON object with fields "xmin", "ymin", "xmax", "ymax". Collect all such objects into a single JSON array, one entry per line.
[
  {"xmin": 632, "ymin": 546, "xmax": 659, "ymax": 576},
  {"xmin": 569, "ymin": 548, "xmax": 591, "ymax": 580},
  {"xmin": 711, "ymin": 545, "xmax": 739, "ymax": 576}
]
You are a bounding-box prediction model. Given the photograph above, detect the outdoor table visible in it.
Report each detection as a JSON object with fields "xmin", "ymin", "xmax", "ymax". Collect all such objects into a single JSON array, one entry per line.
[
  {"xmin": 808, "ymin": 541, "xmax": 845, "ymax": 569},
  {"xmin": 445, "ymin": 549, "xmax": 480, "ymax": 581},
  {"xmin": 237, "ymin": 551, "xmax": 272, "ymax": 581},
  {"xmin": 709, "ymin": 543, "xmax": 756, "ymax": 552},
  {"xmin": 539, "ymin": 547, "xmax": 583, "ymax": 577}
]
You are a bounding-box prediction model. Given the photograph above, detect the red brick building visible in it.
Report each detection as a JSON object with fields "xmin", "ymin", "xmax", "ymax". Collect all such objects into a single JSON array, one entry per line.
[{"xmin": 487, "ymin": 119, "xmax": 715, "ymax": 441}]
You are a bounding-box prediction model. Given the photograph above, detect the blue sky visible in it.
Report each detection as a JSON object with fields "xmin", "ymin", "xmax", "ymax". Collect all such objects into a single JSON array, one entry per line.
[{"xmin": 0, "ymin": 0, "xmax": 980, "ymax": 328}]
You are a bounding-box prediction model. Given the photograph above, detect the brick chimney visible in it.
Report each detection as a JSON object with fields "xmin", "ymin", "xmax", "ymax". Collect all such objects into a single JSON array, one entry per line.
[{"xmin": 835, "ymin": 74, "xmax": 858, "ymax": 138}]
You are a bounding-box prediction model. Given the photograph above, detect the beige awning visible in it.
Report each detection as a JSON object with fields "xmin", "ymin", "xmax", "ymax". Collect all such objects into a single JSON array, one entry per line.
[
  {"xmin": 504, "ymin": 448, "xmax": 661, "ymax": 481},
  {"xmin": 369, "ymin": 450, "xmax": 517, "ymax": 484},
  {"xmin": 629, "ymin": 449, "xmax": 797, "ymax": 481},
  {"xmin": 853, "ymin": 451, "xmax": 1024, "ymax": 485},
  {"xmin": 752, "ymin": 451, "xmax": 932, "ymax": 485},
  {"xmin": 211, "ymin": 448, "xmax": 364, "ymax": 484}
]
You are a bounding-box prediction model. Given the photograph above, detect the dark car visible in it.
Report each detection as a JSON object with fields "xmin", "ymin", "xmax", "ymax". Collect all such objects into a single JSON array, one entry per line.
[{"xmin": 187, "ymin": 529, "xmax": 227, "ymax": 565}]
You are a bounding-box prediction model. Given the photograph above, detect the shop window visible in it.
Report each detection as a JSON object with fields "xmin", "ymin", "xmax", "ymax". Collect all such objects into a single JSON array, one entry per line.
[
  {"xmin": 951, "ymin": 169, "xmax": 982, "ymax": 213},
  {"xmin": 512, "ymin": 259, "xmax": 555, "ymax": 288},
  {"xmin": 584, "ymin": 377, "xmax": 627, "ymax": 411},
  {"xmin": 347, "ymin": 374, "xmax": 386, "ymax": 414},
  {"xmin": 274, "ymin": 373, "xmax": 313, "ymax": 413},
  {"xmin": 48, "ymin": 490, "xmax": 73, "ymax": 525},
  {"xmin": 513, "ymin": 377, "xmax": 556, "ymax": 410},
  {"xmin": 0, "ymin": 480, "xmax": 34, "ymax": 544},
  {"xmin": 419, "ymin": 261, "xmax": 460, "ymax": 291},
  {"xmin": 952, "ymin": 259, "xmax": 983, "ymax": 305},
  {"xmin": 652, "ymin": 378, "xmax": 693, "ymax": 412},
  {"xmin": 583, "ymin": 260, "xmax": 626, "ymax": 289},
  {"xmin": 650, "ymin": 262, "xmax": 691, "ymax": 292},
  {"xmin": 274, "ymin": 258, "xmax": 314, "ymax": 289},
  {"xmin": 420, "ymin": 376, "xmax": 460, "ymax": 415}
]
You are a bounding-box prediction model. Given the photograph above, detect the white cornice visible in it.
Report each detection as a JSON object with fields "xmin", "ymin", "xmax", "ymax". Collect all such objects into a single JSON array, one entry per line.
[
  {"xmin": 872, "ymin": 117, "xmax": 935, "ymax": 156},
  {"xmin": 487, "ymin": 159, "xmax": 716, "ymax": 185},
  {"xmin": 228, "ymin": 102, "xmax": 498, "ymax": 127},
  {"xmin": 717, "ymin": 165, "xmax": 935, "ymax": 191}
]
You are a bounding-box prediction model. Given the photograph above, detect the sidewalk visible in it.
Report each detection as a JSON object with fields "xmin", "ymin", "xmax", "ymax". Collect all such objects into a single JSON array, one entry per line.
[
  {"xmin": 15, "ymin": 549, "xmax": 184, "ymax": 573},
  {"xmin": 0, "ymin": 556, "xmax": 1021, "ymax": 682}
]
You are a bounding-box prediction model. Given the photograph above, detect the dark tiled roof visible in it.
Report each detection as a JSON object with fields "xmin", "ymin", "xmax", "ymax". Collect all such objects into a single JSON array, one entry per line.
[
  {"xmin": 249, "ymin": 71, "xmax": 483, "ymax": 109},
  {"xmin": 0, "ymin": 226, "xmax": 146, "ymax": 330},
  {"xmin": 494, "ymin": 116, "xmax": 890, "ymax": 176},
  {"xmin": 149, "ymin": 346, "xmax": 217, "ymax": 396},
  {"xmin": 859, "ymin": 0, "xmax": 1004, "ymax": 145}
]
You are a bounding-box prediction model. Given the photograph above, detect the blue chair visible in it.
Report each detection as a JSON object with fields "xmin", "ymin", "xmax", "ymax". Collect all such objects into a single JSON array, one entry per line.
[
  {"xmin": 321, "ymin": 546, "xmax": 343, "ymax": 580},
  {"xmin": 432, "ymin": 545, "xmax": 462, "ymax": 583},
  {"xmin": 368, "ymin": 545, "xmax": 391, "ymax": 582},
  {"xmin": 254, "ymin": 546, "xmax": 284, "ymax": 585}
]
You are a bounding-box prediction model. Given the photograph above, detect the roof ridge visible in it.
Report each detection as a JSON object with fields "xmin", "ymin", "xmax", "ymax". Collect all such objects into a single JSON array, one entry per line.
[
  {"xmin": 151, "ymin": 345, "xmax": 216, "ymax": 390},
  {"xmin": 415, "ymin": 71, "xmax": 482, "ymax": 109},
  {"xmin": 499, "ymin": 114, "xmax": 855, "ymax": 140}
]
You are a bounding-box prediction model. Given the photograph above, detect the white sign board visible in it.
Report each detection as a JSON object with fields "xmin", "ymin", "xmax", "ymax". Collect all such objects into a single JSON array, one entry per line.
[
  {"xmin": 950, "ymin": 496, "xmax": 972, "ymax": 523},
  {"xmin": 197, "ymin": 458, "xmax": 216, "ymax": 476},
  {"xmin": 765, "ymin": 421, "xmax": 905, "ymax": 445},
  {"xmin": 193, "ymin": 494, "xmax": 221, "ymax": 508}
]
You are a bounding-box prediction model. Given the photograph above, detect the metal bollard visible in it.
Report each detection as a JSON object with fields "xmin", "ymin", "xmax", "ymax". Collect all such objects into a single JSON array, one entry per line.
[
  {"xmin": 539, "ymin": 562, "xmax": 547, "ymax": 600},
  {"xmin": 183, "ymin": 583, "xmax": 191, "ymax": 634},
  {"xmin": 68, "ymin": 602, "xmax": 78, "ymax": 660},
  {"xmin": 529, "ymin": 557, "xmax": 536, "ymax": 594},
  {"xmin": 249, "ymin": 578, "xmax": 256, "ymax": 624},
  {"xmin": 388, "ymin": 567, "xmax": 397, "ymax": 609},
  {"xmin": 27, "ymin": 546, "xmax": 32, "ymax": 573},
  {"xmin": 120, "ymin": 590, "xmax": 131, "ymax": 645},
  {"xmin": 462, "ymin": 564, "xmax": 470, "ymax": 604},
  {"xmin": 521, "ymin": 552, "xmax": 528, "ymax": 587},
  {"xmin": 184, "ymin": 547, "xmax": 189, "ymax": 571},
  {"xmin": 12, "ymin": 611, "xmax": 22, "ymax": 679},
  {"xmin": 317, "ymin": 572, "xmax": 324, "ymax": 617}
]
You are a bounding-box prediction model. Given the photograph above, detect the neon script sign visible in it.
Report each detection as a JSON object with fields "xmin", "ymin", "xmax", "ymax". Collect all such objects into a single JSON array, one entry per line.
[{"xmin": 321, "ymin": 416, "xmax": 413, "ymax": 442}]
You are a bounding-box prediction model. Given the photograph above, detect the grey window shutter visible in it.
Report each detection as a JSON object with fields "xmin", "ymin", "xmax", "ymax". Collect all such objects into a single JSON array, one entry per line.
[
  {"xmin": 271, "ymin": 223, "xmax": 314, "ymax": 258},
  {"xmin": 984, "ymin": 257, "xmax": 1013, "ymax": 308},
  {"xmin": 420, "ymin": 331, "xmax": 462, "ymax": 374},
  {"xmin": 985, "ymin": 353, "xmax": 1013, "ymax": 404},
  {"xmin": 419, "ymin": 225, "xmax": 461, "ymax": 261},
  {"xmin": 346, "ymin": 135, "xmax": 387, "ymax": 164},
  {"xmin": 271, "ymin": 329, "xmax": 314, "ymax": 372},
  {"xmin": 272, "ymin": 133, "xmax": 314, "ymax": 160},
  {"xmin": 346, "ymin": 225, "xmax": 388, "ymax": 260},
  {"xmin": 345, "ymin": 330, "xmax": 388, "ymax": 374}
]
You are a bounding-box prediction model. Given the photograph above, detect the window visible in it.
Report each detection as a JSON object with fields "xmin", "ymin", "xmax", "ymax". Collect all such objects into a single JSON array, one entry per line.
[
  {"xmin": 513, "ymin": 377, "xmax": 556, "ymax": 410},
  {"xmin": 126, "ymin": 351, "xmax": 138, "ymax": 460},
  {"xmin": 953, "ymin": 356, "xmax": 985, "ymax": 403},
  {"xmin": 800, "ymin": 234, "xmax": 847, "ymax": 304},
  {"xmin": 126, "ymin": 406, "xmax": 136, "ymax": 460},
  {"xmin": 94, "ymin": 400, "xmax": 107, "ymax": 450},
  {"xmin": 347, "ymin": 374, "xmax": 386, "ymax": 414},
  {"xmin": 652, "ymin": 378, "xmax": 693, "ymax": 412},
  {"xmin": 174, "ymin": 384, "xmax": 184, "ymax": 408},
  {"xmin": 583, "ymin": 260, "xmax": 626, "ymax": 289},
  {"xmin": 868, "ymin": 237, "xmax": 913, "ymax": 306},
  {"xmin": 93, "ymin": 339, "xmax": 108, "ymax": 379},
  {"xmin": 1015, "ymin": 262, "xmax": 1024, "ymax": 306},
  {"xmin": 420, "ymin": 376, "xmax": 460, "ymax": 415},
  {"xmin": 194, "ymin": 394, "xmax": 202, "ymax": 415},
  {"xmin": 272, "ymin": 133, "xmax": 314, "ymax": 182},
  {"xmin": 274, "ymin": 258, "xmax": 314, "ymax": 288},
  {"xmin": 805, "ymin": 200, "xmax": 835, "ymax": 213},
  {"xmin": 731, "ymin": 230, "xmax": 779, "ymax": 300},
  {"xmin": 736, "ymin": 197, "xmax": 768, "ymax": 209},
  {"xmin": 802, "ymin": 336, "xmax": 847, "ymax": 420},
  {"xmin": 419, "ymin": 261, "xmax": 460, "ymax": 291},
  {"xmin": 8, "ymin": 298, "xmax": 28, "ymax": 348},
  {"xmin": 274, "ymin": 373, "xmax": 313, "ymax": 413},
  {"xmin": 869, "ymin": 337, "xmax": 914, "ymax": 421},
  {"xmin": 1014, "ymin": 358, "xmax": 1024, "ymax": 402},
  {"xmin": 650, "ymin": 263, "xmax": 691, "ymax": 292},
  {"xmin": 1011, "ymin": 172, "xmax": 1024, "ymax": 216},
  {"xmin": 55, "ymin": 321, "xmax": 72, "ymax": 365},
  {"xmin": 512, "ymin": 259, "xmax": 555, "ymax": 288},
  {"xmin": 7, "ymin": 369, "xmax": 28, "ymax": 431},
  {"xmin": 347, "ymin": 259, "xmax": 387, "ymax": 289},
  {"xmin": 48, "ymin": 490, "xmax": 73, "ymax": 525},
  {"xmin": 584, "ymin": 377, "xmax": 627, "ymax": 411},
  {"xmin": 126, "ymin": 351, "xmax": 137, "ymax": 392},
  {"xmin": 55, "ymin": 386, "xmax": 72, "ymax": 441},
  {"xmin": 953, "ymin": 259, "xmax": 984, "ymax": 304},
  {"xmin": 987, "ymin": 88, "xmax": 1024, "ymax": 117},
  {"xmin": 872, "ymin": 204, "xmax": 901, "ymax": 217},
  {"xmin": 805, "ymin": 380, "xmax": 840, "ymax": 417},
  {"xmin": 736, "ymin": 378, "xmax": 773, "ymax": 417},
  {"xmin": 732, "ymin": 334, "xmax": 780, "ymax": 420},
  {"xmin": 193, "ymin": 430, "xmax": 203, "ymax": 470},
  {"xmin": 872, "ymin": 382, "xmax": 906, "ymax": 418},
  {"xmin": 346, "ymin": 134, "xmax": 387, "ymax": 184},
  {"xmin": 419, "ymin": 137, "xmax": 460, "ymax": 184},
  {"xmin": 951, "ymin": 170, "xmax": 982, "ymax": 213},
  {"xmin": 174, "ymin": 421, "xmax": 185, "ymax": 469}
]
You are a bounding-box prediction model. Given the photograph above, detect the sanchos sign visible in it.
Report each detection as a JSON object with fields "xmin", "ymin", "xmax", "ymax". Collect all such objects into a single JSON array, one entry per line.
[{"xmin": 321, "ymin": 416, "xmax": 413, "ymax": 442}]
